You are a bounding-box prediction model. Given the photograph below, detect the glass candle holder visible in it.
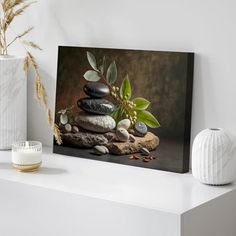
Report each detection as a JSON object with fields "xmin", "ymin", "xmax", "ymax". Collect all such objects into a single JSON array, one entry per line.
[{"xmin": 12, "ymin": 141, "xmax": 42, "ymax": 172}]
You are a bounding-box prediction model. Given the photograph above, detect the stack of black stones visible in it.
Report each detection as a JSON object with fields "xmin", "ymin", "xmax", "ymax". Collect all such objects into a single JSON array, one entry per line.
[
  {"xmin": 79, "ymin": 82, "xmax": 114, "ymax": 114},
  {"xmin": 76, "ymin": 82, "xmax": 116, "ymax": 134}
]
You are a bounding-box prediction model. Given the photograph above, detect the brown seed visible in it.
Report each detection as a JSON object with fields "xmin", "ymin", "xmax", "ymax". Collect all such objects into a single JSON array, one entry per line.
[
  {"xmin": 143, "ymin": 157, "xmax": 150, "ymax": 162},
  {"xmin": 131, "ymin": 147, "xmax": 139, "ymax": 152},
  {"xmin": 129, "ymin": 155, "xmax": 140, "ymax": 160}
]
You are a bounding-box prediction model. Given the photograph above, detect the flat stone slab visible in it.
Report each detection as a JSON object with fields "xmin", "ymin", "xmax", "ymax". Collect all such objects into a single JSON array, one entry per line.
[
  {"xmin": 62, "ymin": 132, "xmax": 108, "ymax": 148},
  {"xmin": 62, "ymin": 131, "xmax": 159, "ymax": 155},
  {"xmin": 107, "ymin": 132, "xmax": 159, "ymax": 155}
]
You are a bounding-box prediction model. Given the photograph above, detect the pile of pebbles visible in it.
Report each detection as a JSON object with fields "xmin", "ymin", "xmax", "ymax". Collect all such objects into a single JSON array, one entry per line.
[
  {"xmin": 93, "ymin": 118, "xmax": 149, "ymax": 156},
  {"xmin": 60, "ymin": 117, "xmax": 79, "ymax": 134},
  {"xmin": 115, "ymin": 119, "xmax": 149, "ymax": 142}
]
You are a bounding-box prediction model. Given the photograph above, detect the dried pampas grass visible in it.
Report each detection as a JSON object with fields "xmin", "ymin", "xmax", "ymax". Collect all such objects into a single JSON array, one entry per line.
[
  {"xmin": 23, "ymin": 40, "xmax": 42, "ymax": 50},
  {"xmin": 25, "ymin": 52, "xmax": 62, "ymax": 145},
  {"xmin": 0, "ymin": 0, "xmax": 62, "ymax": 144}
]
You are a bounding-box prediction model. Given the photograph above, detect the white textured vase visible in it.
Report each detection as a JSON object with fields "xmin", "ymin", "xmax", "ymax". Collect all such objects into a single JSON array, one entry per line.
[
  {"xmin": 0, "ymin": 56, "xmax": 26, "ymax": 149},
  {"xmin": 192, "ymin": 128, "xmax": 236, "ymax": 185}
]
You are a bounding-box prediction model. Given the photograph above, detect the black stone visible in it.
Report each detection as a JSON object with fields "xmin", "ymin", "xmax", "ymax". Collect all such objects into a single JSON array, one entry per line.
[
  {"xmin": 78, "ymin": 98, "xmax": 114, "ymax": 115},
  {"xmin": 134, "ymin": 121, "xmax": 147, "ymax": 137},
  {"xmin": 84, "ymin": 82, "xmax": 110, "ymax": 98}
]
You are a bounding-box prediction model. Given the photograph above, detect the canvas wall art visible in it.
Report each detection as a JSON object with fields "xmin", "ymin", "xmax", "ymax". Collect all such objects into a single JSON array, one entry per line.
[{"xmin": 53, "ymin": 46, "xmax": 194, "ymax": 173}]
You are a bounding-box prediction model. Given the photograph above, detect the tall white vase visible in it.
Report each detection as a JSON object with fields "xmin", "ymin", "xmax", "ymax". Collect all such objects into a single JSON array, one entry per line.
[
  {"xmin": 192, "ymin": 128, "xmax": 236, "ymax": 185},
  {"xmin": 0, "ymin": 56, "xmax": 26, "ymax": 149}
]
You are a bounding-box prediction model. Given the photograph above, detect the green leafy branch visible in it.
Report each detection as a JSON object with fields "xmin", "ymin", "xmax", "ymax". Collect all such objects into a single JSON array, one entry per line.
[
  {"xmin": 83, "ymin": 51, "xmax": 160, "ymax": 128},
  {"xmin": 84, "ymin": 51, "xmax": 117, "ymax": 86}
]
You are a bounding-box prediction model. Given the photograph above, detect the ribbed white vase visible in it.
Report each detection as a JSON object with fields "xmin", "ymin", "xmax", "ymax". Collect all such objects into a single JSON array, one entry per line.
[
  {"xmin": 192, "ymin": 128, "xmax": 236, "ymax": 185},
  {"xmin": 0, "ymin": 56, "xmax": 26, "ymax": 150}
]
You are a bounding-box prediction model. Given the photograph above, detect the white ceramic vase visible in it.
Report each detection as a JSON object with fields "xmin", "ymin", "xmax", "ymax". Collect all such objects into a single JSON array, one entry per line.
[
  {"xmin": 0, "ymin": 56, "xmax": 26, "ymax": 149},
  {"xmin": 192, "ymin": 128, "xmax": 236, "ymax": 185}
]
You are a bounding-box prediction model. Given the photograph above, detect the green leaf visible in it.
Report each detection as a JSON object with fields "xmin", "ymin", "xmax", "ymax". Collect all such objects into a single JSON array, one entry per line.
[
  {"xmin": 120, "ymin": 75, "xmax": 131, "ymax": 99},
  {"xmin": 110, "ymin": 106, "xmax": 122, "ymax": 123},
  {"xmin": 100, "ymin": 56, "xmax": 106, "ymax": 74},
  {"xmin": 136, "ymin": 110, "xmax": 160, "ymax": 128},
  {"xmin": 83, "ymin": 70, "xmax": 100, "ymax": 82},
  {"xmin": 60, "ymin": 114, "xmax": 68, "ymax": 125},
  {"xmin": 133, "ymin": 97, "xmax": 150, "ymax": 110},
  {"xmin": 87, "ymin": 51, "xmax": 98, "ymax": 71},
  {"xmin": 106, "ymin": 61, "xmax": 117, "ymax": 84}
]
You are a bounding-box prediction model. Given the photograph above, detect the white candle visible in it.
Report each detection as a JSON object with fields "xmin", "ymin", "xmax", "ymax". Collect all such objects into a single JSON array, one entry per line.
[{"xmin": 12, "ymin": 141, "xmax": 42, "ymax": 165}]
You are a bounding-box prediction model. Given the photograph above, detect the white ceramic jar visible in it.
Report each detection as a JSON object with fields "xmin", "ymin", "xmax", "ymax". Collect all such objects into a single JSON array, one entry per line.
[{"xmin": 192, "ymin": 128, "xmax": 236, "ymax": 185}]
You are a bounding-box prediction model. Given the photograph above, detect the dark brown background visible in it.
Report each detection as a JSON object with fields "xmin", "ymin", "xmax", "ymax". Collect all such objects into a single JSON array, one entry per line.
[{"xmin": 54, "ymin": 46, "xmax": 194, "ymax": 173}]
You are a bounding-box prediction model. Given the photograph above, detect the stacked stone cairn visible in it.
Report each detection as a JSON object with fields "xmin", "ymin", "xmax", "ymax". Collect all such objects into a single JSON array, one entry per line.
[
  {"xmin": 76, "ymin": 82, "xmax": 116, "ymax": 154},
  {"xmin": 77, "ymin": 82, "xmax": 115, "ymax": 130},
  {"xmin": 62, "ymin": 81, "xmax": 159, "ymax": 156}
]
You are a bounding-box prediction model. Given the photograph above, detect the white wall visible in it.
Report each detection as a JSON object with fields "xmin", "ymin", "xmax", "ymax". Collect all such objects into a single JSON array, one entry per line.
[{"xmin": 9, "ymin": 0, "xmax": 236, "ymax": 146}]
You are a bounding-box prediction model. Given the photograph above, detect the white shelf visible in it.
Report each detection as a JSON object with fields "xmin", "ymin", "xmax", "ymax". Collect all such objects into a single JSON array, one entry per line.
[{"xmin": 0, "ymin": 147, "xmax": 235, "ymax": 215}]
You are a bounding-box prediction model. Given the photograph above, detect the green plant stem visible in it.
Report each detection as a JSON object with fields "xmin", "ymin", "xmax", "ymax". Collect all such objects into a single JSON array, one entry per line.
[
  {"xmin": 97, "ymin": 69, "xmax": 135, "ymax": 123},
  {"xmin": 99, "ymin": 72, "xmax": 121, "ymax": 102},
  {"xmin": 99, "ymin": 72, "xmax": 113, "ymax": 89},
  {"xmin": 99, "ymin": 72, "xmax": 130, "ymax": 111}
]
